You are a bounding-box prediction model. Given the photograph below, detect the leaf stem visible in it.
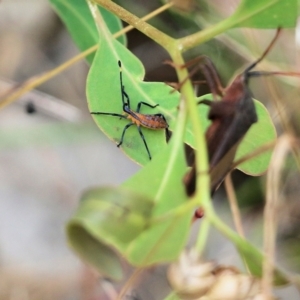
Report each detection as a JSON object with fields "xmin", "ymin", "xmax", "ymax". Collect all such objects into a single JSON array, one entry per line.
[
  {"xmin": 92, "ymin": 0, "xmax": 176, "ymax": 53},
  {"xmin": 195, "ymin": 217, "xmax": 210, "ymax": 254},
  {"xmin": 178, "ymin": 17, "xmax": 236, "ymax": 52},
  {"xmin": 168, "ymin": 56, "xmax": 211, "ymax": 216},
  {"xmin": 225, "ymin": 174, "xmax": 245, "ymax": 238}
]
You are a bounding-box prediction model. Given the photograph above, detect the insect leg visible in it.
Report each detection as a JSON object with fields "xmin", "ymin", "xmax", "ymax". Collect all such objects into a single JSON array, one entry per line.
[
  {"xmin": 136, "ymin": 101, "xmax": 159, "ymax": 113},
  {"xmin": 197, "ymin": 99, "xmax": 212, "ymax": 106},
  {"xmin": 201, "ymin": 62, "xmax": 224, "ymax": 99},
  {"xmin": 165, "ymin": 128, "xmax": 171, "ymax": 142},
  {"xmin": 117, "ymin": 122, "xmax": 134, "ymax": 147},
  {"xmin": 137, "ymin": 126, "xmax": 152, "ymax": 160},
  {"xmin": 165, "ymin": 56, "xmax": 224, "ymax": 98},
  {"xmin": 184, "ymin": 56, "xmax": 224, "ymax": 98},
  {"xmin": 153, "ymin": 113, "xmax": 171, "ymax": 142},
  {"xmin": 154, "ymin": 113, "xmax": 167, "ymax": 121}
]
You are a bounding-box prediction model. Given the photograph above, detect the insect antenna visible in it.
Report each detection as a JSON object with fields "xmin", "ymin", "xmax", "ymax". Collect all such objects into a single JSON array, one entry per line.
[
  {"xmin": 241, "ymin": 28, "xmax": 300, "ymax": 81},
  {"xmin": 118, "ymin": 60, "xmax": 130, "ymax": 109},
  {"xmin": 244, "ymin": 28, "xmax": 300, "ymax": 80},
  {"xmin": 244, "ymin": 28, "xmax": 282, "ymax": 76},
  {"xmin": 165, "ymin": 56, "xmax": 224, "ymax": 98}
]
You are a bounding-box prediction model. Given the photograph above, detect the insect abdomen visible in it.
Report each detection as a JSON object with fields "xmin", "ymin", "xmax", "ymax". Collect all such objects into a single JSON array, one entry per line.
[{"xmin": 128, "ymin": 113, "xmax": 168, "ymax": 129}]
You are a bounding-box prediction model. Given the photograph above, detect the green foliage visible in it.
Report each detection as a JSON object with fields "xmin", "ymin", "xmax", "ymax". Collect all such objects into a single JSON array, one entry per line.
[
  {"xmin": 236, "ymin": 100, "xmax": 276, "ymax": 174},
  {"xmin": 67, "ymin": 187, "xmax": 154, "ymax": 280},
  {"xmin": 232, "ymin": 0, "xmax": 297, "ymax": 28},
  {"xmin": 51, "ymin": 0, "xmax": 297, "ymax": 289},
  {"xmin": 49, "ymin": 0, "xmax": 126, "ymax": 63},
  {"xmin": 234, "ymin": 236, "xmax": 288, "ymax": 285},
  {"xmin": 68, "ymin": 136, "xmax": 192, "ymax": 278},
  {"xmin": 122, "ymin": 138, "xmax": 191, "ymax": 265}
]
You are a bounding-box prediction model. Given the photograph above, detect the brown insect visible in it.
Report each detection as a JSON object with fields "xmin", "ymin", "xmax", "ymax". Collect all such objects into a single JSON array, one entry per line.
[{"xmin": 182, "ymin": 28, "xmax": 300, "ymax": 216}]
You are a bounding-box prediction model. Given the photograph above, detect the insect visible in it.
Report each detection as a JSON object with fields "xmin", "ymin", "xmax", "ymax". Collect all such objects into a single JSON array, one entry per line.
[
  {"xmin": 91, "ymin": 61, "xmax": 170, "ymax": 160},
  {"xmin": 183, "ymin": 28, "xmax": 300, "ymax": 202}
]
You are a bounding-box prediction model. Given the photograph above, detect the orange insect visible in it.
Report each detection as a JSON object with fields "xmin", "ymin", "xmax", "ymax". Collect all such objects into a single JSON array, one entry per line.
[{"xmin": 91, "ymin": 61, "xmax": 170, "ymax": 160}]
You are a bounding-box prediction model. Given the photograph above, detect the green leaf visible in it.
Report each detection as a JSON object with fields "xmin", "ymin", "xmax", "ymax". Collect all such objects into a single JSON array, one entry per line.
[
  {"xmin": 87, "ymin": 8, "xmax": 180, "ymax": 165},
  {"xmin": 49, "ymin": 0, "xmax": 126, "ymax": 63},
  {"xmin": 123, "ymin": 140, "xmax": 192, "ymax": 265},
  {"xmin": 67, "ymin": 137, "xmax": 193, "ymax": 278},
  {"xmin": 235, "ymin": 100, "xmax": 276, "ymax": 174},
  {"xmin": 230, "ymin": 0, "xmax": 297, "ymax": 28},
  {"xmin": 67, "ymin": 187, "xmax": 155, "ymax": 280}
]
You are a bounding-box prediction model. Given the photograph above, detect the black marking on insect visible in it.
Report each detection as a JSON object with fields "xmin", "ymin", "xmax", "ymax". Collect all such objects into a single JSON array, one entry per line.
[{"xmin": 91, "ymin": 60, "xmax": 170, "ymax": 160}]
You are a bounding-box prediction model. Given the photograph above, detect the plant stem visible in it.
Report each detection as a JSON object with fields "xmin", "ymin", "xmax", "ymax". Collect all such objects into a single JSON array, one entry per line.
[
  {"xmin": 168, "ymin": 53, "xmax": 211, "ymax": 215},
  {"xmin": 195, "ymin": 217, "xmax": 210, "ymax": 254},
  {"xmin": 225, "ymin": 174, "xmax": 245, "ymax": 238},
  {"xmin": 178, "ymin": 17, "xmax": 235, "ymax": 52},
  {"xmin": 263, "ymin": 135, "xmax": 293, "ymax": 297},
  {"xmin": 92, "ymin": 0, "xmax": 176, "ymax": 53},
  {"xmin": 0, "ymin": 47, "xmax": 95, "ymax": 109}
]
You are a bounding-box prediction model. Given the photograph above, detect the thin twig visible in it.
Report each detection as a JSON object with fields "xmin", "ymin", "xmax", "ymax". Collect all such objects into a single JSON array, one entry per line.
[
  {"xmin": 117, "ymin": 268, "xmax": 144, "ymax": 300},
  {"xmin": 224, "ymin": 173, "xmax": 245, "ymax": 238},
  {"xmin": 263, "ymin": 134, "xmax": 294, "ymax": 297},
  {"xmin": 0, "ymin": 2, "xmax": 174, "ymax": 110}
]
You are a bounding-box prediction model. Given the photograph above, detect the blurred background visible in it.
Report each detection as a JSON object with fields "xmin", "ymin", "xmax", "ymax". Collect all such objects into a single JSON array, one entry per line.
[{"xmin": 0, "ymin": 0, "xmax": 300, "ymax": 299}]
